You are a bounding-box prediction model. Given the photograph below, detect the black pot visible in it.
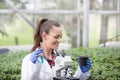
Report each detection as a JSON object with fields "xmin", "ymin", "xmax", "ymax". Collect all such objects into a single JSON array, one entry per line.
[{"xmin": 78, "ymin": 56, "xmax": 88, "ymax": 66}]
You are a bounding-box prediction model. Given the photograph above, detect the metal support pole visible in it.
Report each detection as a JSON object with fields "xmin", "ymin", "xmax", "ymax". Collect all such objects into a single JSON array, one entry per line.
[
  {"xmin": 116, "ymin": 0, "xmax": 120, "ymax": 41},
  {"xmin": 33, "ymin": 0, "xmax": 37, "ymax": 28},
  {"xmin": 83, "ymin": 0, "xmax": 89, "ymax": 47},
  {"xmin": 77, "ymin": 0, "xmax": 80, "ymax": 48},
  {"xmin": 5, "ymin": 0, "xmax": 35, "ymax": 29}
]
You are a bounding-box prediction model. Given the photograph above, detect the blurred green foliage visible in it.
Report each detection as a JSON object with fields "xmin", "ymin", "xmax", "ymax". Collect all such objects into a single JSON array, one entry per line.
[{"xmin": 0, "ymin": 51, "xmax": 28, "ymax": 80}]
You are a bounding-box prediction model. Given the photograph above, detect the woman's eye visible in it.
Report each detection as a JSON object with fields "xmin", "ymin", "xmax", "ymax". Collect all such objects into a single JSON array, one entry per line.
[
  {"xmin": 54, "ymin": 36, "xmax": 59, "ymax": 39},
  {"xmin": 54, "ymin": 35, "xmax": 62, "ymax": 39}
]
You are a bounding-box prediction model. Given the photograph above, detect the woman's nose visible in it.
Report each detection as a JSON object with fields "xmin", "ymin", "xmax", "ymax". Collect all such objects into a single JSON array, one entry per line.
[{"xmin": 58, "ymin": 38, "xmax": 62, "ymax": 43}]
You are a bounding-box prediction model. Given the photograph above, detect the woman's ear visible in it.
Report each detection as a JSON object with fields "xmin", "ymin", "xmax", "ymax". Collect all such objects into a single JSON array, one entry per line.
[{"xmin": 42, "ymin": 32, "xmax": 47, "ymax": 40}]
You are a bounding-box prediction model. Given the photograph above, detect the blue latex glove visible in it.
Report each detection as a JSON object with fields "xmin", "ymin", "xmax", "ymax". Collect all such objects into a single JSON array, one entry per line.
[
  {"xmin": 30, "ymin": 48, "xmax": 43, "ymax": 64},
  {"xmin": 80, "ymin": 59, "xmax": 92, "ymax": 73}
]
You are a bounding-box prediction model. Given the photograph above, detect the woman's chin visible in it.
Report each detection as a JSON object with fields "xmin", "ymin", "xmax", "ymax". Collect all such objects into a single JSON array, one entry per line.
[
  {"xmin": 54, "ymin": 46, "xmax": 59, "ymax": 49},
  {"xmin": 54, "ymin": 47, "xmax": 58, "ymax": 49},
  {"xmin": 52, "ymin": 44, "xmax": 59, "ymax": 49}
]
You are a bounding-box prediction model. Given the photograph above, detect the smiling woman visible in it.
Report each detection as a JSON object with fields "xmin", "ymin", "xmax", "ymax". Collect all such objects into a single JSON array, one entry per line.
[
  {"xmin": 21, "ymin": 18, "xmax": 64, "ymax": 80},
  {"xmin": 21, "ymin": 18, "xmax": 91, "ymax": 80}
]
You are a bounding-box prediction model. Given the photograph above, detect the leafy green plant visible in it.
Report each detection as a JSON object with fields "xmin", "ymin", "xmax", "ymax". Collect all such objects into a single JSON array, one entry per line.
[{"xmin": 0, "ymin": 51, "xmax": 28, "ymax": 80}]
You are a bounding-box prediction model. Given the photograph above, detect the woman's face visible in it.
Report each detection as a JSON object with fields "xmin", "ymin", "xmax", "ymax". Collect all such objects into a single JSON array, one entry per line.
[{"xmin": 44, "ymin": 26, "xmax": 63, "ymax": 50}]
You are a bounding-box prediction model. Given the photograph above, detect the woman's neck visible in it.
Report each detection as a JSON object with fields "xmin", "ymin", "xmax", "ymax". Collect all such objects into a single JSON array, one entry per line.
[{"xmin": 41, "ymin": 43, "xmax": 53, "ymax": 60}]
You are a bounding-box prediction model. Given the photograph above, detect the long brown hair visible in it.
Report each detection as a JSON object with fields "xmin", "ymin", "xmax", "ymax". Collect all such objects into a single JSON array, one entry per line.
[{"xmin": 31, "ymin": 18, "xmax": 60, "ymax": 52}]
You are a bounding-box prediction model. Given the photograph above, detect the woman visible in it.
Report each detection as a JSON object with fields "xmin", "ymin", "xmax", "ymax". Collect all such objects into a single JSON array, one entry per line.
[{"xmin": 21, "ymin": 18, "xmax": 91, "ymax": 80}]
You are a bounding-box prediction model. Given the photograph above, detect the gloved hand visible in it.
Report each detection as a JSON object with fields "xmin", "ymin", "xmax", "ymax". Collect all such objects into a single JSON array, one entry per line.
[
  {"xmin": 30, "ymin": 48, "xmax": 43, "ymax": 64},
  {"xmin": 79, "ymin": 59, "xmax": 91, "ymax": 73}
]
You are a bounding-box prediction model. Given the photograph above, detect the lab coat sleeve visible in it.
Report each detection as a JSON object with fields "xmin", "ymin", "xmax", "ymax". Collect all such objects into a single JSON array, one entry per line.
[
  {"xmin": 73, "ymin": 66, "xmax": 90, "ymax": 80},
  {"xmin": 21, "ymin": 54, "xmax": 42, "ymax": 80}
]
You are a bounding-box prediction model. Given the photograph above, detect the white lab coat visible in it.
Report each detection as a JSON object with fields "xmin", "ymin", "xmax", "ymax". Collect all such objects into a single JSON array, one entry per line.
[{"xmin": 21, "ymin": 54, "xmax": 90, "ymax": 80}]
